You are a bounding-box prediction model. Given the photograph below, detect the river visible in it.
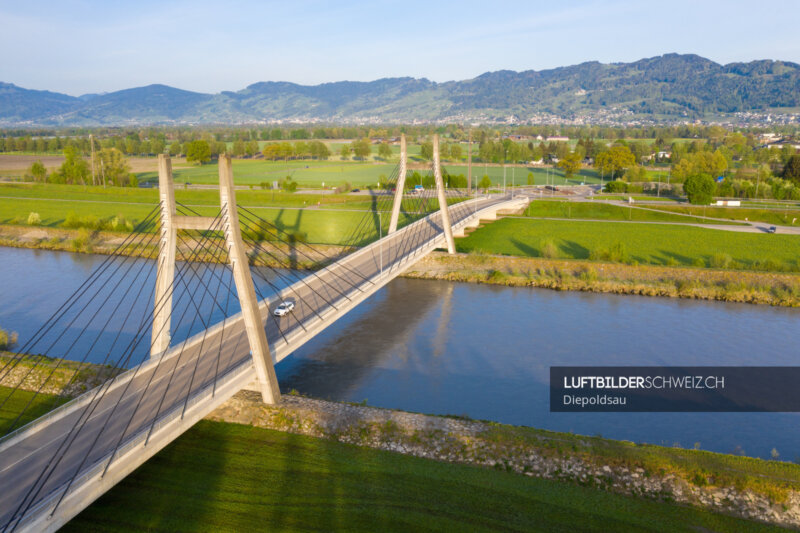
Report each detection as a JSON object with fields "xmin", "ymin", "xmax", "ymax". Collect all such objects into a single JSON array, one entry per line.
[{"xmin": 1, "ymin": 247, "xmax": 798, "ymax": 459}]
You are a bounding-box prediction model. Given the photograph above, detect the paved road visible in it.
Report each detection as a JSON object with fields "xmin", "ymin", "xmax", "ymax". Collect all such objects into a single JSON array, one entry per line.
[{"xmin": 0, "ymin": 193, "xmax": 513, "ymax": 530}]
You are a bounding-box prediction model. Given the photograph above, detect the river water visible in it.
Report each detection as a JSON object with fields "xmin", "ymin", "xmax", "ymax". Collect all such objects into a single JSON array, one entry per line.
[{"xmin": 1, "ymin": 247, "xmax": 799, "ymax": 459}]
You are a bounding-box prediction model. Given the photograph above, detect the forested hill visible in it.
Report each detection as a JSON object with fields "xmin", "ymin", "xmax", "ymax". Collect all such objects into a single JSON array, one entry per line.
[{"xmin": 2, "ymin": 54, "xmax": 799, "ymax": 125}]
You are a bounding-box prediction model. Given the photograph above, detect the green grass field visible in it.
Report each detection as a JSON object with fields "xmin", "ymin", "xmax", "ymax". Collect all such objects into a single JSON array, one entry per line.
[
  {"xmin": 0, "ymin": 183, "xmax": 456, "ymax": 245},
  {"xmin": 62, "ymin": 420, "xmax": 782, "ymax": 533},
  {"xmin": 131, "ymin": 158, "xmax": 615, "ymax": 188},
  {"xmin": 457, "ymin": 218, "xmax": 800, "ymax": 270},
  {"xmin": 522, "ymin": 201, "xmax": 740, "ymax": 224},
  {"xmin": 644, "ymin": 204, "xmax": 800, "ymax": 226},
  {"xmin": 0, "ymin": 386, "xmax": 67, "ymax": 434}
]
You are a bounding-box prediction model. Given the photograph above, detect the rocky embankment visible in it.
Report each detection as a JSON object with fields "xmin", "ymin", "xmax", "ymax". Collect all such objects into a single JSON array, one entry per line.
[
  {"xmin": 208, "ymin": 392, "xmax": 800, "ymax": 529},
  {"xmin": 0, "ymin": 353, "xmax": 112, "ymax": 397}
]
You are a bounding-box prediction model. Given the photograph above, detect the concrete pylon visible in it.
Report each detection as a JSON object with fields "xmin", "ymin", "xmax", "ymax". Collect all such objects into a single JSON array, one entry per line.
[
  {"xmin": 218, "ymin": 155, "xmax": 281, "ymax": 404},
  {"xmin": 433, "ymin": 135, "xmax": 456, "ymax": 254},
  {"xmin": 387, "ymin": 134, "xmax": 408, "ymax": 234},
  {"xmin": 152, "ymin": 154, "xmax": 176, "ymax": 357}
]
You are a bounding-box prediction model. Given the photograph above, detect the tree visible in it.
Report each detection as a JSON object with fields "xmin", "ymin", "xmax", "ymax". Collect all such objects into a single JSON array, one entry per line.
[
  {"xmin": 594, "ymin": 145, "xmax": 636, "ymax": 179},
  {"xmin": 351, "ymin": 139, "xmax": 371, "ymax": 160},
  {"xmin": 339, "ymin": 144, "xmax": 350, "ymax": 160},
  {"xmin": 478, "ymin": 175, "xmax": 492, "ymax": 190},
  {"xmin": 557, "ymin": 152, "xmax": 582, "ymax": 179},
  {"xmin": 683, "ymin": 174, "xmax": 716, "ymax": 205},
  {"xmin": 783, "ymin": 155, "xmax": 800, "ymax": 186},
  {"xmin": 232, "ymin": 140, "xmax": 246, "ymax": 157},
  {"xmin": 186, "ymin": 140, "xmax": 211, "ymax": 164},
  {"xmin": 56, "ymin": 146, "xmax": 90, "ymax": 185},
  {"xmin": 280, "ymin": 176, "xmax": 298, "ymax": 192},
  {"xmin": 30, "ymin": 161, "xmax": 47, "ymax": 182},
  {"xmin": 169, "ymin": 142, "xmax": 182, "ymax": 156},
  {"xmin": 377, "ymin": 142, "xmax": 392, "ymax": 159},
  {"xmin": 99, "ymin": 148, "xmax": 133, "ymax": 186},
  {"xmin": 420, "ymin": 141, "xmax": 434, "ymax": 160},
  {"xmin": 309, "ymin": 141, "xmax": 330, "ymax": 159},
  {"xmin": 245, "ymin": 141, "xmax": 259, "ymax": 157}
]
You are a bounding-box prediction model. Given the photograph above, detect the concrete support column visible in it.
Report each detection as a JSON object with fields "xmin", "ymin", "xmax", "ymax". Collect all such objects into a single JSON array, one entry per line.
[
  {"xmin": 387, "ymin": 134, "xmax": 407, "ymax": 234},
  {"xmin": 433, "ymin": 135, "xmax": 456, "ymax": 254},
  {"xmin": 152, "ymin": 154, "xmax": 176, "ymax": 357},
  {"xmin": 218, "ymin": 154, "xmax": 281, "ymax": 404}
]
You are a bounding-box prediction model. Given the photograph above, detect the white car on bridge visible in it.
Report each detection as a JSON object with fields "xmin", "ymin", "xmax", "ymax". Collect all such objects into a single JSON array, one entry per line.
[{"xmin": 273, "ymin": 300, "xmax": 296, "ymax": 317}]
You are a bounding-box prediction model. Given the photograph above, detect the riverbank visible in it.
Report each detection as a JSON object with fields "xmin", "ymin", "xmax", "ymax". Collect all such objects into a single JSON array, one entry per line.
[
  {"xmin": 404, "ymin": 252, "xmax": 800, "ymax": 307},
  {"xmin": 64, "ymin": 419, "xmax": 780, "ymax": 533},
  {"xmin": 3, "ymin": 355, "xmax": 798, "ymax": 530},
  {"xmin": 4, "ymin": 224, "xmax": 800, "ymax": 307},
  {"xmin": 0, "ymin": 224, "xmax": 345, "ymax": 270},
  {"xmin": 206, "ymin": 391, "xmax": 800, "ymax": 529}
]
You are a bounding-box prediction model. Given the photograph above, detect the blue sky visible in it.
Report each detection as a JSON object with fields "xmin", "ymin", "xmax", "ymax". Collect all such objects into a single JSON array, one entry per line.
[{"xmin": 1, "ymin": 0, "xmax": 799, "ymax": 95}]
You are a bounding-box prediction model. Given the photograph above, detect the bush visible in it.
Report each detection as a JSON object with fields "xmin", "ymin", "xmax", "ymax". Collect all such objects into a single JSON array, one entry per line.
[
  {"xmin": 27, "ymin": 212, "xmax": 41, "ymax": 226},
  {"xmin": 589, "ymin": 242, "xmax": 628, "ymax": 263},
  {"xmin": 62, "ymin": 211, "xmax": 81, "ymax": 229},
  {"xmin": 71, "ymin": 228, "xmax": 93, "ymax": 252},
  {"xmin": 604, "ymin": 180, "xmax": 628, "ymax": 193},
  {"xmin": 281, "ymin": 177, "xmax": 298, "ymax": 192},
  {"xmin": 111, "ymin": 214, "xmax": 134, "ymax": 232},
  {"xmin": 61, "ymin": 211, "xmax": 108, "ymax": 230},
  {"xmin": 0, "ymin": 327, "xmax": 18, "ymax": 350},
  {"xmin": 709, "ymin": 252, "xmax": 733, "ymax": 269},
  {"xmin": 539, "ymin": 238, "xmax": 559, "ymax": 259}
]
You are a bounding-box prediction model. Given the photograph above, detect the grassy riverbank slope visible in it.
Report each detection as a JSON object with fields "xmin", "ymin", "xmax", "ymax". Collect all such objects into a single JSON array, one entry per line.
[
  {"xmin": 457, "ymin": 218, "xmax": 800, "ymax": 272},
  {"xmin": 0, "ymin": 371, "xmax": 792, "ymax": 531},
  {"xmin": 62, "ymin": 419, "xmax": 784, "ymax": 533},
  {"xmin": 406, "ymin": 253, "xmax": 800, "ymax": 306}
]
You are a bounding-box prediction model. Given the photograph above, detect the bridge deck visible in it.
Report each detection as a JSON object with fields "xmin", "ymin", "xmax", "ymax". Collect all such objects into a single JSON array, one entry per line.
[{"xmin": 0, "ymin": 194, "xmax": 528, "ymax": 532}]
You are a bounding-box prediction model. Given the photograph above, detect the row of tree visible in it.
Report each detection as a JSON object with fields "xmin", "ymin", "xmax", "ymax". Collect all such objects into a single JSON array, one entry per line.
[{"xmin": 28, "ymin": 146, "xmax": 136, "ymax": 187}]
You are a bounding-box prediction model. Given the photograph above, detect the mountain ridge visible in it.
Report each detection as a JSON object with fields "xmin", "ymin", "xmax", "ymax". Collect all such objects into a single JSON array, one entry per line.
[{"xmin": 2, "ymin": 54, "xmax": 799, "ymax": 125}]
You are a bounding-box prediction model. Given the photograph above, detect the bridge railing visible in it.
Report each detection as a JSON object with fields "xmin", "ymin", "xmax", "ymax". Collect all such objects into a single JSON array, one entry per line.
[{"xmin": 13, "ymin": 357, "xmax": 256, "ymax": 532}]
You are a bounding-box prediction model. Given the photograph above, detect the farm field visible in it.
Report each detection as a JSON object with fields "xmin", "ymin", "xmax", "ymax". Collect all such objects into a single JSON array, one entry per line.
[
  {"xmin": 457, "ymin": 218, "xmax": 800, "ymax": 270},
  {"xmin": 62, "ymin": 419, "xmax": 781, "ymax": 533},
  {"xmin": 522, "ymin": 201, "xmax": 741, "ymax": 224}
]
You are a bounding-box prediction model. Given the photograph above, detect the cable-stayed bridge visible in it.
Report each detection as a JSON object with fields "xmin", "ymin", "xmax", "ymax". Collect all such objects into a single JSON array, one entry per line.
[{"xmin": 0, "ymin": 135, "xmax": 528, "ymax": 531}]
